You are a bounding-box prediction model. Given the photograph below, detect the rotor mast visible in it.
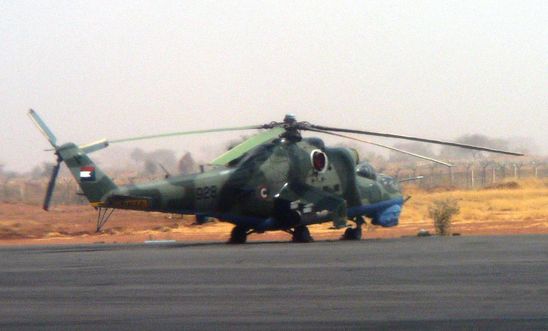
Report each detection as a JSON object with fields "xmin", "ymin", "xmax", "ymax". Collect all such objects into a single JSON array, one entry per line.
[{"xmin": 280, "ymin": 114, "xmax": 302, "ymax": 141}]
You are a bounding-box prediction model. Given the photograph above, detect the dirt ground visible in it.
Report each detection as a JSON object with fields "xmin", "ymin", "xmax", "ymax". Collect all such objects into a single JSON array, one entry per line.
[
  {"xmin": 1, "ymin": 179, "xmax": 547, "ymax": 245},
  {"xmin": 0, "ymin": 203, "xmax": 397, "ymax": 245},
  {"xmin": 0, "ymin": 179, "xmax": 548, "ymax": 245}
]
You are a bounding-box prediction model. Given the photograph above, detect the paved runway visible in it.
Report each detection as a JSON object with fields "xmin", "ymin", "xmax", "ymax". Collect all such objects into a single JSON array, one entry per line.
[{"xmin": 1, "ymin": 235, "xmax": 547, "ymax": 330}]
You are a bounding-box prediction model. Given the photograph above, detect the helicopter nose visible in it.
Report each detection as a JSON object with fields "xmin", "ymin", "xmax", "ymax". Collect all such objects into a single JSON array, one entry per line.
[{"xmin": 372, "ymin": 204, "xmax": 402, "ymax": 227}]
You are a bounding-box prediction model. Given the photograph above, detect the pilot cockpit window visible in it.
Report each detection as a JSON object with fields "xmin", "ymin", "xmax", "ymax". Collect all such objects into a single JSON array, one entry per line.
[{"xmin": 356, "ymin": 162, "xmax": 377, "ymax": 180}]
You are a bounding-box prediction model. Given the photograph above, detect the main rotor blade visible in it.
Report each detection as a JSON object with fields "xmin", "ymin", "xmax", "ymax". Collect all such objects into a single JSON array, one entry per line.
[
  {"xmin": 43, "ymin": 159, "xmax": 61, "ymax": 211},
  {"xmin": 110, "ymin": 125, "xmax": 265, "ymax": 144},
  {"xmin": 308, "ymin": 125, "xmax": 524, "ymax": 156},
  {"xmin": 210, "ymin": 127, "xmax": 285, "ymax": 166},
  {"xmin": 310, "ymin": 129, "xmax": 454, "ymax": 167}
]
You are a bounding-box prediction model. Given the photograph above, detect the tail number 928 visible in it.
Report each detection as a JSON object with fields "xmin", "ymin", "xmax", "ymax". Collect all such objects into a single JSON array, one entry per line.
[{"xmin": 195, "ymin": 186, "xmax": 217, "ymax": 200}]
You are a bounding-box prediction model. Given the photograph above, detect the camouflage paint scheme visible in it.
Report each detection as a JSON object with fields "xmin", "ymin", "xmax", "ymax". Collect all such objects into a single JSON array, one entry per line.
[
  {"xmin": 31, "ymin": 109, "xmax": 522, "ymax": 242},
  {"xmin": 58, "ymin": 136, "xmax": 404, "ymax": 234}
]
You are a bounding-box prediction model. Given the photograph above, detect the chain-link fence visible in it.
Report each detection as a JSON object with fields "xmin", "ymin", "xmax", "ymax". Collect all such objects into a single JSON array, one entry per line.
[{"xmin": 388, "ymin": 161, "xmax": 546, "ymax": 189}]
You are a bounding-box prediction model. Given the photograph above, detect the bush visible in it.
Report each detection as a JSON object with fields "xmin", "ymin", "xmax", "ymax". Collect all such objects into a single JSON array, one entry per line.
[{"xmin": 428, "ymin": 198, "xmax": 460, "ymax": 236}]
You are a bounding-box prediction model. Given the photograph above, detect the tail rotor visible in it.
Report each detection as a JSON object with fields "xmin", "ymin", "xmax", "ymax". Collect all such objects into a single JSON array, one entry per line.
[
  {"xmin": 28, "ymin": 109, "xmax": 118, "ymax": 210},
  {"xmin": 43, "ymin": 156, "xmax": 62, "ymax": 210},
  {"xmin": 28, "ymin": 109, "xmax": 63, "ymax": 210}
]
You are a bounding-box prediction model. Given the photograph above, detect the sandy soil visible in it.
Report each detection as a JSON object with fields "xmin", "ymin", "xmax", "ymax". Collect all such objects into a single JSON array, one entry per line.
[{"xmin": 1, "ymin": 193, "xmax": 547, "ymax": 246}]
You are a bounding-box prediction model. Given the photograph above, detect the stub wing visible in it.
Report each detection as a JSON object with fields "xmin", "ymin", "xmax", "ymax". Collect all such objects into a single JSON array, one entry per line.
[{"xmin": 273, "ymin": 183, "xmax": 348, "ymax": 228}]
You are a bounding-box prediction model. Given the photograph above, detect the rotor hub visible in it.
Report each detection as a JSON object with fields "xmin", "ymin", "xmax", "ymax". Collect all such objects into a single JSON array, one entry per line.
[
  {"xmin": 280, "ymin": 114, "xmax": 302, "ymax": 141},
  {"xmin": 283, "ymin": 114, "xmax": 297, "ymax": 125}
]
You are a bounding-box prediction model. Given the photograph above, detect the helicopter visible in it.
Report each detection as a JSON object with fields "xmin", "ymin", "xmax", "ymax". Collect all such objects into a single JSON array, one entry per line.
[{"xmin": 28, "ymin": 110, "xmax": 523, "ymax": 243}]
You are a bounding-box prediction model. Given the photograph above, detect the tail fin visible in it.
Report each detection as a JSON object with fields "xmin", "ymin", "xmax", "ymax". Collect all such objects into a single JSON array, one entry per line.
[
  {"xmin": 56, "ymin": 143, "xmax": 117, "ymax": 205},
  {"xmin": 28, "ymin": 109, "xmax": 117, "ymax": 208}
]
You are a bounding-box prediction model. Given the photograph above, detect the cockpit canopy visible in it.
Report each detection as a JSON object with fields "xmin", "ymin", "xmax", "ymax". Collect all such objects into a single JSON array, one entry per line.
[{"xmin": 356, "ymin": 162, "xmax": 377, "ymax": 180}]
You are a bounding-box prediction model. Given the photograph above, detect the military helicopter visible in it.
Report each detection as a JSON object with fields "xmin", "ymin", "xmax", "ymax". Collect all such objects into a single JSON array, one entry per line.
[{"xmin": 28, "ymin": 110, "xmax": 522, "ymax": 243}]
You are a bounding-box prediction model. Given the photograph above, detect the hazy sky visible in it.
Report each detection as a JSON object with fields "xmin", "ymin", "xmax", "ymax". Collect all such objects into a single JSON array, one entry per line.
[{"xmin": 1, "ymin": 0, "xmax": 546, "ymax": 172}]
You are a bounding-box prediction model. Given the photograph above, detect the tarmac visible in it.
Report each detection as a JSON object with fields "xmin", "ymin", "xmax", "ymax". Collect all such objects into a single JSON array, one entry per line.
[{"xmin": 0, "ymin": 235, "xmax": 547, "ymax": 330}]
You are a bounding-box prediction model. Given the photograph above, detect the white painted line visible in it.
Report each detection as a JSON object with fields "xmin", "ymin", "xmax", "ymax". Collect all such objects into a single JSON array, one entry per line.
[{"xmin": 144, "ymin": 240, "xmax": 177, "ymax": 244}]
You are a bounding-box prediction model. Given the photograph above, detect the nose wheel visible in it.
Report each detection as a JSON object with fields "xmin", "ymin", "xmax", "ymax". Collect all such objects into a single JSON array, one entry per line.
[{"xmin": 292, "ymin": 225, "xmax": 314, "ymax": 243}]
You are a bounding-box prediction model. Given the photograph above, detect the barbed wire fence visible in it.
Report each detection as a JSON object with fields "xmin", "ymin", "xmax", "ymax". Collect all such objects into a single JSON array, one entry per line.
[{"xmin": 391, "ymin": 160, "xmax": 546, "ymax": 189}]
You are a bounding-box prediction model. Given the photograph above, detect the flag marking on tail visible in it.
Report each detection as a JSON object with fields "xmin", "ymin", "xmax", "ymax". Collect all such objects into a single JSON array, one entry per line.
[{"xmin": 80, "ymin": 166, "xmax": 96, "ymax": 181}]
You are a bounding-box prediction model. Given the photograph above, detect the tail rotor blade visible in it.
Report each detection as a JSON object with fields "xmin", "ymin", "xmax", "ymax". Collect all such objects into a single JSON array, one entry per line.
[
  {"xmin": 43, "ymin": 158, "xmax": 61, "ymax": 211},
  {"xmin": 28, "ymin": 109, "xmax": 58, "ymax": 147}
]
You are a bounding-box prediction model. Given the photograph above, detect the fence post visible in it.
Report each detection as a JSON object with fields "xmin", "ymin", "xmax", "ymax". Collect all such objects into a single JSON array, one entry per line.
[
  {"xmin": 513, "ymin": 162, "xmax": 524, "ymax": 179},
  {"xmin": 471, "ymin": 166, "xmax": 475, "ymax": 188},
  {"xmin": 513, "ymin": 163, "xmax": 517, "ymax": 179},
  {"xmin": 531, "ymin": 161, "xmax": 539, "ymax": 178},
  {"xmin": 480, "ymin": 161, "xmax": 490, "ymax": 186}
]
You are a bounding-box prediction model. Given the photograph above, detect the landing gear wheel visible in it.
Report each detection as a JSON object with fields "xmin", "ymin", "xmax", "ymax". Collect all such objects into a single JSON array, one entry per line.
[
  {"xmin": 292, "ymin": 225, "xmax": 314, "ymax": 243},
  {"xmin": 342, "ymin": 226, "xmax": 362, "ymax": 240},
  {"xmin": 229, "ymin": 226, "xmax": 248, "ymax": 244}
]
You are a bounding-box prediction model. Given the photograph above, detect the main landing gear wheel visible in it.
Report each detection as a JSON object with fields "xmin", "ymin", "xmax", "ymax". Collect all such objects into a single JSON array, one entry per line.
[
  {"xmin": 342, "ymin": 226, "xmax": 362, "ymax": 240},
  {"xmin": 229, "ymin": 226, "xmax": 248, "ymax": 244},
  {"xmin": 342, "ymin": 216, "xmax": 364, "ymax": 241},
  {"xmin": 292, "ymin": 225, "xmax": 314, "ymax": 243}
]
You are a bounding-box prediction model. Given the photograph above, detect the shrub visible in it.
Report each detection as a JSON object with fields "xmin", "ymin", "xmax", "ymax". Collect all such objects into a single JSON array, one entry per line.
[{"xmin": 428, "ymin": 198, "xmax": 460, "ymax": 236}]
